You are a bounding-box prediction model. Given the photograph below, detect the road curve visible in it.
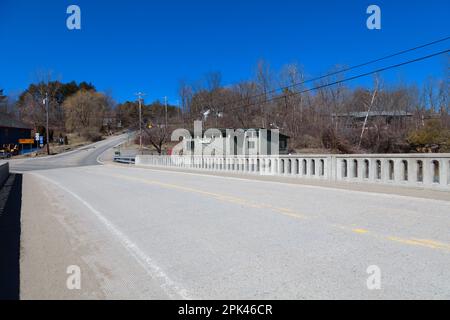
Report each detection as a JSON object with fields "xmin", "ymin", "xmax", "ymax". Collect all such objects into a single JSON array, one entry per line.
[{"xmin": 7, "ymin": 134, "xmax": 128, "ymax": 172}]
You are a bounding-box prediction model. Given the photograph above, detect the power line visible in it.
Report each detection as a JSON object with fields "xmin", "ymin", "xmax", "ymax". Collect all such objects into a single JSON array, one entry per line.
[
  {"xmin": 156, "ymin": 48, "xmax": 448, "ymax": 128},
  {"xmin": 225, "ymin": 49, "xmax": 449, "ymax": 113},
  {"xmin": 276, "ymin": 36, "xmax": 450, "ymax": 93},
  {"xmin": 212, "ymin": 36, "xmax": 450, "ymax": 112},
  {"xmin": 116, "ymin": 42, "xmax": 449, "ymax": 128}
]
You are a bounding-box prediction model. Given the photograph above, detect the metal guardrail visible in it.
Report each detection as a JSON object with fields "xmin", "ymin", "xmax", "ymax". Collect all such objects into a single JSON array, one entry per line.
[{"xmin": 113, "ymin": 156, "xmax": 136, "ymax": 164}]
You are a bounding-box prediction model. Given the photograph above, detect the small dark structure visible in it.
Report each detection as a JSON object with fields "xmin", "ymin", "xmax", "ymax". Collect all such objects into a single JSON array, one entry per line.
[
  {"xmin": 0, "ymin": 113, "xmax": 33, "ymax": 146},
  {"xmin": 331, "ymin": 111, "xmax": 413, "ymax": 129}
]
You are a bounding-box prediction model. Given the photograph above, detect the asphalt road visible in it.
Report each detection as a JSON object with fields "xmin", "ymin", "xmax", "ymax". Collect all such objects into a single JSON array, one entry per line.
[
  {"xmin": 7, "ymin": 134, "xmax": 128, "ymax": 172},
  {"xmin": 15, "ymin": 140, "xmax": 450, "ymax": 299}
]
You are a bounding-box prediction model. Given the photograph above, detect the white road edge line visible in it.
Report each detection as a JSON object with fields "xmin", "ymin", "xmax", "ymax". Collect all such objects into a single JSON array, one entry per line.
[{"xmin": 31, "ymin": 172, "xmax": 192, "ymax": 300}]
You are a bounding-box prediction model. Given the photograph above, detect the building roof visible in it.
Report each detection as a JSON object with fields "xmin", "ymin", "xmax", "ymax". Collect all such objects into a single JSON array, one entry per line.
[
  {"xmin": 189, "ymin": 128, "xmax": 290, "ymax": 139},
  {"xmin": 332, "ymin": 111, "xmax": 413, "ymax": 119},
  {"xmin": 0, "ymin": 113, "xmax": 33, "ymax": 129}
]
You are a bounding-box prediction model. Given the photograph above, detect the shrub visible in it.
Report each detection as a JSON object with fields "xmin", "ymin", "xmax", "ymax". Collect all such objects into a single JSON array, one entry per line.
[
  {"xmin": 81, "ymin": 128, "xmax": 103, "ymax": 142},
  {"xmin": 408, "ymin": 120, "xmax": 450, "ymax": 152}
]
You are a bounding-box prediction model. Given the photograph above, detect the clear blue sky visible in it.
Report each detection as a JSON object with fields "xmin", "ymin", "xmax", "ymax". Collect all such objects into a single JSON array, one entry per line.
[{"xmin": 0, "ymin": 0, "xmax": 449, "ymax": 104}]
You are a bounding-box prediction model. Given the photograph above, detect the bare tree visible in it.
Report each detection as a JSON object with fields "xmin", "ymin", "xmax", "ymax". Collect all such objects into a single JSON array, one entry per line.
[
  {"xmin": 178, "ymin": 80, "xmax": 193, "ymax": 116},
  {"xmin": 142, "ymin": 126, "xmax": 171, "ymax": 155},
  {"xmin": 205, "ymin": 72, "xmax": 222, "ymax": 92},
  {"xmin": 255, "ymin": 60, "xmax": 273, "ymax": 128},
  {"xmin": 357, "ymin": 75, "xmax": 380, "ymax": 150},
  {"xmin": 63, "ymin": 90, "xmax": 109, "ymax": 140},
  {"xmin": 279, "ymin": 63, "xmax": 306, "ymax": 139},
  {"xmin": 422, "ymin": 77, "xmax": 438, "ymax": 113}
]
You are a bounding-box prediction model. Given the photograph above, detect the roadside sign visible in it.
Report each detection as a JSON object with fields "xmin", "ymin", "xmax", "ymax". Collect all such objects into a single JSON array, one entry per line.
[
  {"xmin": 19, "ymin": 139, "xmax": 35, "ymax": 144},
  {"xmin": 39, "ymin": 136, "xmax": 44, "ymax": 147},
  {"xmin": 35, "ymin": 133, "xmax": 40, "ymax": 141}
]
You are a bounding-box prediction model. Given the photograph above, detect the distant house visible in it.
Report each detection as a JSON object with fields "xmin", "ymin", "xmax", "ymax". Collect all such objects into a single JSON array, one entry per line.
[
  {"xmin": 181, "ymin": 128, "xmax": 290, "ymax": 156},
  {"xmin": 331, "ymin": 111, "xmax": 413, "ymax": 129},
  {"xmin": 0, "ymin": 113, "xmax": 33, "ymax": 146}
]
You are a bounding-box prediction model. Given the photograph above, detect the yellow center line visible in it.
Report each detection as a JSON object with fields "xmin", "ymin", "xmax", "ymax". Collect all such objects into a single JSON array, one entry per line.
[
  {"xmin": 345, "ymin": 226, "xmax": 450, "ymax": 252},
  {"xmin": 102, "ymin": 172, "xmax": 308, "ymax": 220},
  {"xmin": 89, "ymin": 169, "xmax": 450, "ymax": 253},
  {"xmin": 352, "ymin": 228, "xmax": 370, "ymax": 234},
  {"xmin": 387, "ymin": 237, "xmax": 450, "ymax": 251}
]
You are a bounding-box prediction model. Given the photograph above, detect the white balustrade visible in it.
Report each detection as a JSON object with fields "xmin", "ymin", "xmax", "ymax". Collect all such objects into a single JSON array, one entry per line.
[{"xmin": 135, "ymin": 154, "xmax": 450, "ymax": 191}]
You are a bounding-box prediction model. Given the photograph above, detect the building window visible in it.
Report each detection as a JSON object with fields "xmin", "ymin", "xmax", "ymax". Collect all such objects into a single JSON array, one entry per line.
[{"xmin": 247, "ymin": 131, "xmax": 256, "ymax": 138}]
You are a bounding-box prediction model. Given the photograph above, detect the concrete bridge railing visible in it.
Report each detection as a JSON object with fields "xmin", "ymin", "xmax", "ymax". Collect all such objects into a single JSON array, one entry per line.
[
  {"xmin": 0, "ymin": 162, "xmax": 9, "ymax": 188},
  {"xmin": 135, "ymin": 154, "xmax": 450, "ymax": 191}
]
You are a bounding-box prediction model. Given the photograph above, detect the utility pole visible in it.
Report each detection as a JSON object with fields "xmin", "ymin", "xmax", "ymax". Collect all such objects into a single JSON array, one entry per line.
[
  {"xmin": 44, "ymin": 92, "xmax": 50, "ymax": 155},
  {"xmin": 135, "ymin": 92, "xmax": 146, "ymax": 155},
  {"xmin": 164, "ymin": 96, "xmax": 168, "ymax": 129}
]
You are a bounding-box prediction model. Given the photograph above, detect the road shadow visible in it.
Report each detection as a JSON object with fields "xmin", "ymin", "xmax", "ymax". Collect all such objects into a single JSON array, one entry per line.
[{"xmin": 0, "ymin": 174, "xmax": 22, "ymax": 300}]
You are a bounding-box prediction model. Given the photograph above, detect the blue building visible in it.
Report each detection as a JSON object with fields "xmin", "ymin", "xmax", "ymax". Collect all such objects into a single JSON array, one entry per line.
[{"xmin": 0, "ymin": 113, "xmax": 33, "ymax": 146}]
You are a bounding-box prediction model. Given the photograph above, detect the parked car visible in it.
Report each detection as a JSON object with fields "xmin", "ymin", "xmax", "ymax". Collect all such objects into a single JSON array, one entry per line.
[{"xmin": 0, "ymin": 151, "xmax": 12, "ymax": 159}]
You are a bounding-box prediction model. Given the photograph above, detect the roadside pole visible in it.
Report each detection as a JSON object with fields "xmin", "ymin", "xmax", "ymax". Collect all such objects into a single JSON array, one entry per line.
[
  {"xmin": 164, "ymin": 96, "xmax": 168, "ymax": 129},
  {"xmin": 45, "ymin": 92, "xmax": 50, "ymax": 155},
  {"xmin": 138, "ymin": 96, "xmax": 142, "ymax": 155},
  {"xmin": 135, "ymin": 92, "xmax": 146, "ymax": 155}
]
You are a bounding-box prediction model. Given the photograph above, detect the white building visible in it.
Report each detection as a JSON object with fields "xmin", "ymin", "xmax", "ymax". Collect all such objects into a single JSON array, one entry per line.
[{"xmin": 181, "ymin": 128, "xmax": 289, "ymax": 157}]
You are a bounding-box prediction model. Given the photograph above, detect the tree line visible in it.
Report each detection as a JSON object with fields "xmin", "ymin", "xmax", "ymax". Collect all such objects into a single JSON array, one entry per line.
[
  {"xmin": 1, "ymin": 81, "xmax": 113, "ymax": 143},
  {"xmin": 1, "ymin": 82, "xmax": 181, "ymax": 148},
  {"xmin": 1, "ymin": 58, "xmax": 448, "ymax": 153},
  {"xmin": 173, "ymin": 60, "xmax": 449, "ymax": 154}
]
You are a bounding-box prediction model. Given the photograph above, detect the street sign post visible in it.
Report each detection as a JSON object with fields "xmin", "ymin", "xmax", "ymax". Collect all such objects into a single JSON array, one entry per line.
[
  {"xmin": 35, "ymin": 133, "xmax": 40, "ymax": 149},
  {"xmin": 19, "ymin": 139, "xmax": 35, "ymax": 144},
  {"xmin": 19, "ymin": 139, "xmax": 35, "ymax": 154}
]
